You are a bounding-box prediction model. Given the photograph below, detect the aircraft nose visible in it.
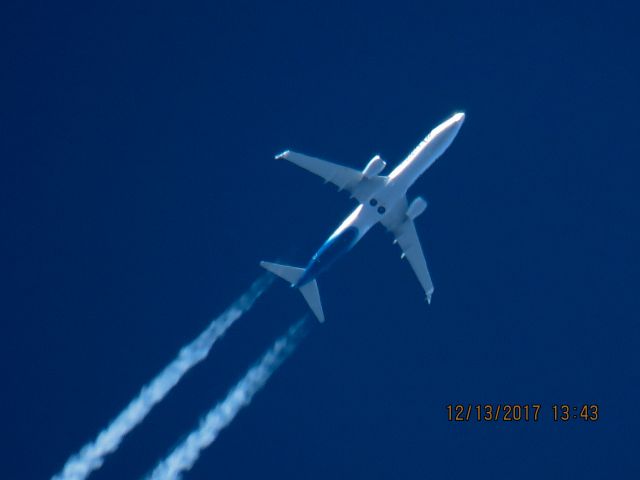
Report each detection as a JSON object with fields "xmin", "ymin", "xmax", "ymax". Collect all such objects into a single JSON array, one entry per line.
[{"xmin": 453, "ymin": 112, "xmax": 465, "ymax": 124}]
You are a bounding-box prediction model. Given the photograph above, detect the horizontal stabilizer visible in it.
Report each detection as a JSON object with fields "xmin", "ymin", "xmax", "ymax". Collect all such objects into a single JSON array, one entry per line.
[
  {"xmin": 299, "ymin": 280, "xmax": 325, "ymax": 323},
  {"xmin": 260, "ymin": 261, "xmax": 304, "ymax": 286},
  {"xmin": 259, "ymin": 261, "xmax": 325, "ymax": 322}
]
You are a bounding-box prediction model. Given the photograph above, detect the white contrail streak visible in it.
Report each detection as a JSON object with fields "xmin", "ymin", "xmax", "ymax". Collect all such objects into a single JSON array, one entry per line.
[
  {"xmin": 147, "ymin": 317, "xmax": 308, "ymax": 480},
  {"xmin": 52, "ymin": 274, "xmax": 274, "ymax": 480}
]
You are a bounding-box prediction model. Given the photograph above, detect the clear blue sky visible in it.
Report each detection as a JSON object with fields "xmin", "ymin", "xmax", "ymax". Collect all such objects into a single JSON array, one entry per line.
[{"xmin": 2, "ymin": 1, "xmax": 638, "ymax": 478}]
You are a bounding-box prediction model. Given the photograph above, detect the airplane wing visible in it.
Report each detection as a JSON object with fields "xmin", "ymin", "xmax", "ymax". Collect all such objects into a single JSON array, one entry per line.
[
  {"xmin": 382, "ymin": 201, "xmax": 434, "ymax": 302},
  {"xmin": 276, "ymin": 150, "xmax": 385, "ymax": 202}
]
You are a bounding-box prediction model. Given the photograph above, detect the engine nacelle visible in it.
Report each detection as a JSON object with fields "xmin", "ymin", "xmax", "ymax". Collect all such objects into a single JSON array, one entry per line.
[
  {"xmin": 362, "ymin": 155, "xmax": 387, "ymax": 178},
  {"xmin": 406, "ymin": 197, "xmax": 428, "ymax": 220}
]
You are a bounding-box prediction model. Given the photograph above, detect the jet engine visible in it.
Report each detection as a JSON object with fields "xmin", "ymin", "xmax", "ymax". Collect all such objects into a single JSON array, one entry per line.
[
  {"xmin": 406, "ymin": 197, "xmax": 428, "ymax": 220},
  {"xmin": 362, "ymin": 155, "xmax": 387, "ymax": 178}
]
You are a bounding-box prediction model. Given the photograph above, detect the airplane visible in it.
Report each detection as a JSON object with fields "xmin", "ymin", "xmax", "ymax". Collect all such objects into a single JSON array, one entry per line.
[{"xmin": 260, "ymin": 112, "xmax": 465, "ymax": 322}]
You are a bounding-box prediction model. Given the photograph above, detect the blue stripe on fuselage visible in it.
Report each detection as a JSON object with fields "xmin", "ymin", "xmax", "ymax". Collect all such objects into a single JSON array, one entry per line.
[{"xmin": 294, "ymin": 226, "xmax": 360, "ymax": 287}]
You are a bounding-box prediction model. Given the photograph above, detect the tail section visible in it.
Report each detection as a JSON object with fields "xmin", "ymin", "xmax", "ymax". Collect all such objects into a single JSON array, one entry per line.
[{"xmin": 260, "ymin": 261, "xmax": 325, "ymax": 323}]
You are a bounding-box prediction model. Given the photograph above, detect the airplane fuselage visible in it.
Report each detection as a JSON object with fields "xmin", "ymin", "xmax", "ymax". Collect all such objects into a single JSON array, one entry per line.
[{"xmin": 294, "ymin": 112, "xmax": 465, "ymax": 288}]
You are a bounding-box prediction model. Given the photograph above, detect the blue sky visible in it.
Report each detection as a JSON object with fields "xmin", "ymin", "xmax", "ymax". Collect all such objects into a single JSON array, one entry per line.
[{"xmin": 2, "ymin": 1, "xmax": 639, "ymax": 478}]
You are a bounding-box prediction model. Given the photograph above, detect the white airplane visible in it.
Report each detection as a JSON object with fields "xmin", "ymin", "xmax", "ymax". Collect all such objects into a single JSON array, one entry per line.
[{"xmin": 261, "ymin": 112, "xmax": 465, "ymax": 322}]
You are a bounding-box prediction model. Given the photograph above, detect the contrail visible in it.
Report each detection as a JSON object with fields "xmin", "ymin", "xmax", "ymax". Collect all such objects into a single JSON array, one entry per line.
[
  {"xmin": 52, "ymin": 274, "xmax": 274, "ymax": 480},
  {"xmin": 146, "ymin": 317, "xmax": 308, "ymax": 480}
]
